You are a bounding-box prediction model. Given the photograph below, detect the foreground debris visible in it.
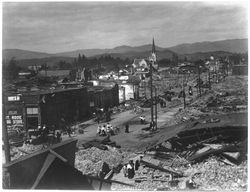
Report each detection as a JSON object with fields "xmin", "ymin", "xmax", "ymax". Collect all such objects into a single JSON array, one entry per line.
[{"xmin": 110, "ymin": 120, "xmax": 247, "ymax": 190}]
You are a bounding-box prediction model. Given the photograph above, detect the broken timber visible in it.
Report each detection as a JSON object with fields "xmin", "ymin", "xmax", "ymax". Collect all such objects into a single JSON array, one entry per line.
[
  {"xmin": 140, "ymin": 160, "xmax": 183, "ymax": 177},
  {"xmin": 87, "ymin": 175, "xmax": 134, "ymax": 187},
  {"xmin": 188, "ymin": 144, "xmax": 240, "ymax": 162},
  {"xmin": 104, "ymin": 169, "xmax": 114, "ymax": 180}
]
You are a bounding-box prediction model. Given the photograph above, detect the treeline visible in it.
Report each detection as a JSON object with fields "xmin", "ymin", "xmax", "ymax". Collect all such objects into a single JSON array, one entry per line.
[
  {"xmin": 71, "ymin": 54, "xmax": 131, "ymax": 71},
  {"xmin": 53, "ymin": 54, "xmax": 131, "ymax": 72},
  {"xmin": 2, "ymin": 52, "xmax": 247, "ymax": 81},
  {"xmin": 2, "ymin": 58, "xmax": 23, "ymax": 80}
]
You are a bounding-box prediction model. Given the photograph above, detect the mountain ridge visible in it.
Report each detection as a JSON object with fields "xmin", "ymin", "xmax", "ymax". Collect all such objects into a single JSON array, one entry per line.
[
  {"xmin": 168, "ymin": 38, "xmax": 248, "ymax": 54},
  {"xmin": 3, "ymin": 38, "xmax": 247, "ymax": 61}
]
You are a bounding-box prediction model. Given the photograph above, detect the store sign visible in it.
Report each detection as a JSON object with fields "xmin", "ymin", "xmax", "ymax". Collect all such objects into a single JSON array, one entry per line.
[
  {"xmin": 8, "ymin": 95, "xmax": 21, "ymax": 101},
  {"xmin": 6, "ymin": 115, "xmax": 23, "ymax": 129},
  {"xmin": 8, "ymin": 110, "xmax": 18, "ymax": 115}
]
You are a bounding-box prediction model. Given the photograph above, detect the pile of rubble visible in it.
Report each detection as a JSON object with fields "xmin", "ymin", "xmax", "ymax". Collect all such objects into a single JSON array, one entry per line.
[
  {"xmin": 174, "ymin": 107, "xmax": 207, "ymax": 123},
  {"xmin": 192, "ymin": 157, "xmax": 247, "ymax": 190},
  {"xmin": 112, "ymin": 157, "xmax": 247, "ymax": 191},
  {"xmin": 112, "ymin": 100, "xmax": 144, "ymax": 114},
  {"xmin": 111, "ymin": 122, "xmax": 247, "ymax": 191},
  {"xmin": 190, "ymin": 76, "xmax": 247, "ymax": 114},
  {"xmin": 75, "ymin": 146, "xmax": 135, "ymax": 176},
  {"xmin": 10, "ymin": 144, "xmax": 44, "ymax": 161}
]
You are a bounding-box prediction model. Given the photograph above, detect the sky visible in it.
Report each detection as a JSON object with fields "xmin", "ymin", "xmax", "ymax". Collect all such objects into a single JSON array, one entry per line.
[{"xmin": 2, "ymin": 1, "xmax": 248, "ymax": 53}]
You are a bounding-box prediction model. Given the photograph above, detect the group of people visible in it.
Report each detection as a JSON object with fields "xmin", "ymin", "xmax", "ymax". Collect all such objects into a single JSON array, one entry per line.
[
  {"xmin": 122, "ymin": 159, "xmax": 141, "ymax": 179},
  {"xmin": 139, "ymin": 115, "xmax": 146, "ymax": 124},
  {"xmin": 97, "ymin": 122, "xmax": 115, "ymax": 136},
  {"xmin": 26, "ymin": 124, "xmax": 62, "ymax": 145}
]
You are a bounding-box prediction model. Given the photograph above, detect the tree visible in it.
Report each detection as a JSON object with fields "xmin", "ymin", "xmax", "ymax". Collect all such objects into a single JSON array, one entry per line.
[
  {"xmin": 172, "ymin": 53, "xmax": 179, "ymax": 65},
  {"xmin": 69, "ymin": 69, "xmax": 77, "ymax": 81},
  {"xmin": 5, "ymin": 57, "xmax": 21, "ymax": 80},
  {"xmin": 184, "ymin": 56, "xmax": 188, "ymax": 62},
  {"xmin": 127, "ymin": 75, "xmax": 141, "ymax": 85},
  {"xmin": 57, "ymin": 60, "xmax": 72, "ymax": 69}
]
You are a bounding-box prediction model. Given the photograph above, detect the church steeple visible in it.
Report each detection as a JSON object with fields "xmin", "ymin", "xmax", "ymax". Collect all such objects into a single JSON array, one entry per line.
[
  {"xmin": 151, "ymin": 38, "xmax": 157, "ymax": 62},
  {"xmin": 152, "ymin": 38, "xmax": 156, "ymax": 54}
]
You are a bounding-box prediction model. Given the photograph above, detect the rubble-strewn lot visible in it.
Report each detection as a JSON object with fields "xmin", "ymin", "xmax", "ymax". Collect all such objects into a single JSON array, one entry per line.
[
  {"xmin": 111, "ymin": 157, "xmax": 247, "ymax": 191},
  {"xmin": 10, "ymin": 144, "xmax": 43, "ymax": 161},
  {"xmin": 192, "ymin": 157, "xmax": 247, "ymax": 191},
  {"xmin": 6, "ymin": 75, "xmax": 248, "ymax": 191},
  {"xmin": 172, "ymin": 76, "xmax": 248, "ymax": 125},
  {"xmin": 75, "ymin": 146, "xmax": 136, "ymax": 176}
]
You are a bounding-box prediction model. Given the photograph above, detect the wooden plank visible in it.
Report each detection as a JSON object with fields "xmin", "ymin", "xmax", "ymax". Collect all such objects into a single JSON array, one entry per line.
[
  {"xmin": 140, "ymin": 160, "xmax": 182, "ymax": 177},
  {"xmin": 135, "ymin": 178, "xmax": 169, "ymax": 182},
  {"xmin": 17, "ymin": 148, "xmax": 31, "ymax": 155},
  {"xmin": 104, "ymin": 170, "xmax": 113, "ymax": 180},
  {"xmin": 188, "ymin": 144, "xmax": 239, "ymax": 161},
  {"xmin": 49, "ymin": 149, "xmax": 68, "ymax": 163},
  {"xmin": 31, "ymin": 153, "xmax": 56, "ymax": 189},
  {"xmin": 86, "ymin": 175, "xmax": 134, "ymax": 187}
]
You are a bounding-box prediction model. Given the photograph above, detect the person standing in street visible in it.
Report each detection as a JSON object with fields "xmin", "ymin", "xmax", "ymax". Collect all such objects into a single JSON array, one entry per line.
[
  {"xmin": 127, "ymin": 160, "xmax": 135, "ymax": 179},
  {"xmin": 125, "ymin": 123, "xmax": 129, "ymax": 133},
  {"xmin": 140, "ymin": 115, "xmax": 145, "ymax": 124}
]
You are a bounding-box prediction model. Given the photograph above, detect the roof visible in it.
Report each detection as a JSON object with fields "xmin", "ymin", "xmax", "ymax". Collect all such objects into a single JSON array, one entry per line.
[
  {"xmin": 133, "ymin": 59, "xmax": 147, "ymax": 65},
  {"xmin": 21, "ymin": 86, "xmax": 87, "ymax": 96},
  {"xmin": 87, "ymin": 85, "xmax": 114, "ymax": 92}
]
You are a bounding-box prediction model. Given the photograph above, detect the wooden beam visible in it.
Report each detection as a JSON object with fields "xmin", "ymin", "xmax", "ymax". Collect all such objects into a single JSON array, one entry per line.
[
  {"xmin": 49, "ymin": 149, "xmax": 68, "ymax": 163},
  {"xmin": 188, "ymin": 144, "xmax": 239, "ymax": 162},
  {"xmin": 104, "ymin": 170, "xmax": 113, "ymax": 180},
  {"xmin": 86, "ymin": 175, "xmax": 134, "ymax": 187},
  {"xmin": 140, "ymin": 160, "xmax": 183, "ymax": 177},
  {"xmin": 31, "ymin": 153, "xmax": 56, "ymax": 189}
]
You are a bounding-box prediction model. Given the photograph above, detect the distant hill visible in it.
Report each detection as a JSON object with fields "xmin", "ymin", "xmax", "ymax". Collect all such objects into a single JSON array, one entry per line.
[
  {"xmin": 2, "ymin": 49, "xmax": 52, "ymax": 61},
  {"xmin": 183, "ymin": 51, "xmax": 235, "ymax": 61},
  {"xmin": 2, "ymin": 38, "xmax": 247, "ymax": 67},
  {"xmin": 91, "ymin": 48, "xmax": 175, "ymax": 60},
  {"xmin": 53, "ymin": 44, "xmax": 165, "ymax": 57},
  {"xmin": 53, "ymin": 49, "xmax": 110, "ymax": 58},
  {"xmin": 168, "ymin": 39, "xmax": 248, "ymax": 54}
]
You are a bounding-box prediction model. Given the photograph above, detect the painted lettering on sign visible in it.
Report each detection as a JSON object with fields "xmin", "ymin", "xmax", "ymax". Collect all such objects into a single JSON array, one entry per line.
[
  {"xmin": 8, "ymin": 110, "xmax": 18, "ymax": 115},
  {"xmin": 8, "ymin": 96, "xmax": 21, "ymax": 101},
  {"xmin": 5, "ymin": 115, "xmax": 23, "ymax": 126},
  {"xmin": 11, "ymin": 115, "xmax": 22, "ymax": 120}
]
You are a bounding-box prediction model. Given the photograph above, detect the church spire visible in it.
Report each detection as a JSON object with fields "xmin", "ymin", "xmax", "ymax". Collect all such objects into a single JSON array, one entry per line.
[
  {"xmin": 152, "ymin": 38, "xmax": 156, "ymax": 54},
  {"xmin": 151, "ymin": 38, "xmax": 157, "ymax": 63}
]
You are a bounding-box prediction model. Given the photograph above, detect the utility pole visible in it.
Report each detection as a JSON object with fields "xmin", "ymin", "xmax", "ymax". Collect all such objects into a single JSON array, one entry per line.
[
  {"xmin": 216, "ymin": 60, "xmax": 219, "ymax": 83},
  {"xmin": 198, "ymin": 64, "xmax": 201, "ymax": 97},
  {"xmin": 154, "ymin": 86, "xmax": 157, "ymax": 130},
  {"xmin": 208, "ymin": 69, "xmax": 211, "ymax": 90},
  {"xmin": 3, "ymin": 104, "xmax": 10, "ymax": 163},
  {"xmin": 182, "ymin": 74, "xmax": 186, "ymax": 108},
  {"xmin": 150, "ymin": 60, "xmax": 154, "ymax": 125}
]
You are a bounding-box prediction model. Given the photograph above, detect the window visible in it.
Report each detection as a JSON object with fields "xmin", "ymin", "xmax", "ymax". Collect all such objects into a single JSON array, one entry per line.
[{"xmin": 26, "ymin": 107, "xmax": 38, "ymax": 115}]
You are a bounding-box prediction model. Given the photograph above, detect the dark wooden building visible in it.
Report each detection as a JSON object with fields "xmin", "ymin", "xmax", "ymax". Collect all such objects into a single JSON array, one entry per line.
[{"xmin": 3, "ymin": 84, "xmax": 119, "ymax": 132}]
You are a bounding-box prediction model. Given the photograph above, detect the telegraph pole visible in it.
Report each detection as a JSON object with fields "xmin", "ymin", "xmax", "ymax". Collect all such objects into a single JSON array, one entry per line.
[
  {"xmin": 198, "ymin": 64, "xmax": 201, "ymax": 97},
  {"xmin": 182, "ymin": 75, "xmax": 186, "ymax": 108},
  {"xmin": 150, "ymin": 60, "xmax": 154, "ymax": 125},
  {"xmin": 154, "ymin": 86, "xmax": 157, "ymax": 130},
  {"xmin": 208, "ymin": 69, "xmax": 211, "ymax": 90}
]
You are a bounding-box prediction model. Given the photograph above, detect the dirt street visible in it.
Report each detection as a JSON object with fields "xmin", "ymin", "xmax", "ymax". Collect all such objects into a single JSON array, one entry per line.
[{"xmin": 62, "ymin": 102, "xmax": 182, "ymax": 152}]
